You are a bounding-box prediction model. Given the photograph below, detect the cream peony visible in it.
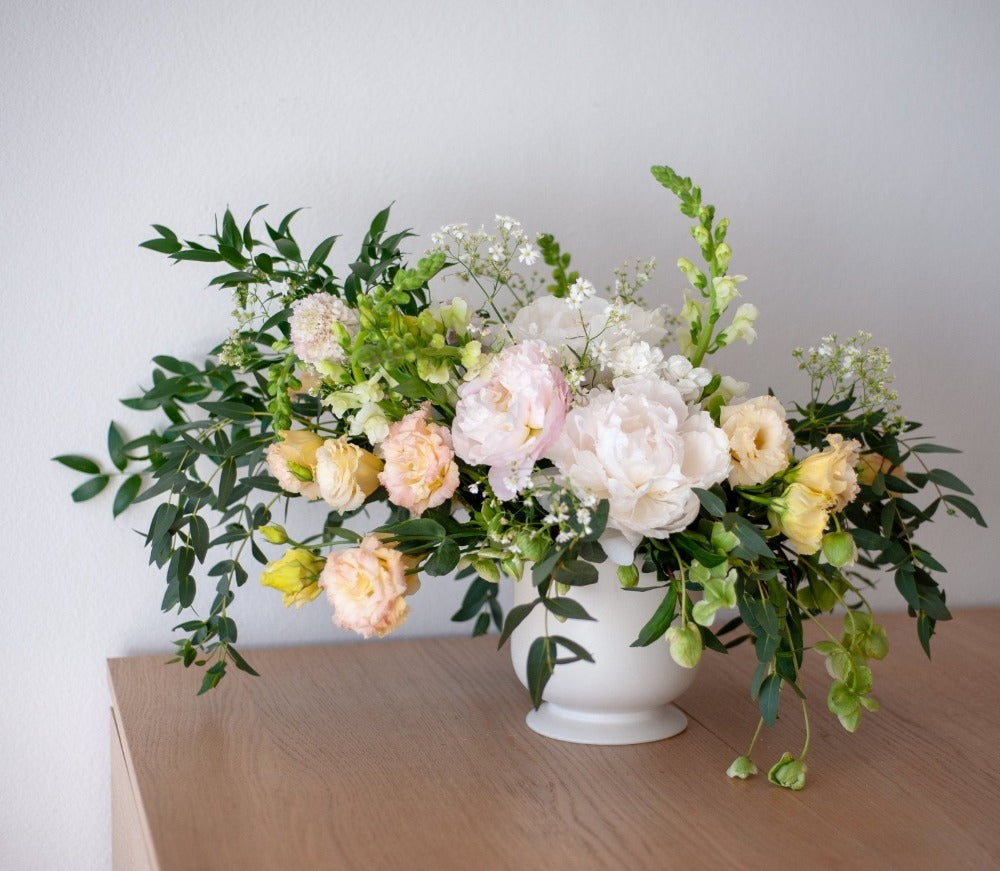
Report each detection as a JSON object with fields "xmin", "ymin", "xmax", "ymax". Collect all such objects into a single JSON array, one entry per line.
[
  {"xmin": 545, "ymin": 374, "xmax": 731, "ymax": 556},
  {"xmin": 452, "ymin": 341, "xmax": 570, "ymax": 500},
  {"xmin": 266, "ymin": 430, "xmax": 324, "ymax": 499},
  {"xmin": 790, "ymin": 434, "xmax": 862, "ymax": 512},
  {"xmin": 379, "ymin": 403, "xmax": 460, "ymax": 516},
  {"xmin": 319, "ymin": 536, "xmax": 420, "ymax": 638},
  {"xmin": 315, "ymin": 437, "xmax": 383, "ymax": 512},
  {"xmin": 719, "ymin": 395, "xmax": 794, "ymax": 486}
]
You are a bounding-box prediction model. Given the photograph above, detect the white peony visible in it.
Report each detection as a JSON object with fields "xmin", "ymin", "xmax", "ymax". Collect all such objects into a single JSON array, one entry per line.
[
  {"xmin": 508, "ymin": 294, "xmax": 670, "ymax": 380},
  {"xmin": 545, "ymin": 374, "xmax": 731, "ymax": 561}
]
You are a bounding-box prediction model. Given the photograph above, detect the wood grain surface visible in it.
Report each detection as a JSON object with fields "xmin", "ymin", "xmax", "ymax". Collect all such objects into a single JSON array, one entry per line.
[{"xmin": 109, "ymin": 609, "xmax": 1000, "ymax": 870}]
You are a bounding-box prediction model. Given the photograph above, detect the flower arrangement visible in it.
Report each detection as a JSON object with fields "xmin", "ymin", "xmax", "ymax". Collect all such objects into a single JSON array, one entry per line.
[{"xmin": 59, "ymin": 166, "xmax": 984, "ymax": 788}]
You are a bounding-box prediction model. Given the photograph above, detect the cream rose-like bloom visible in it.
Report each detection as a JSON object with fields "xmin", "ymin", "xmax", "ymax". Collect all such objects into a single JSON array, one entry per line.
[
  {"xmin": 452, "ymin": 340, "xmax": 570, "ymax": 500},
  {"xmin": 289, "ymin": 292, "xmax": 359, "ymax": 365},
  {"xmin": 315, "ymin": 437, "xmax": 383, "ymax": 512},
  {"xmin": 319, "ymin": 536, "xmax": 420, "ymax": 639},
  {"xmin": 379, "ymin": 403, "xmax": 460, "ymax": 516},
  {"xmin": 770, "ymin": 482, "xmax": 830, "ymax": 555},
  {"xmin": 790, "ymin": 434, "xmax": 862, "ymax": 512},
  {"xmin": 266, "ymin": 430, "xmax": 324, "ymax": 499},
  {"xmin": 719, "ymin": 395, "xmax": 794, "ymax": 486},
  {"xmin": 545, "ymin": 374, "xmax": 731, "ymax": 558}
]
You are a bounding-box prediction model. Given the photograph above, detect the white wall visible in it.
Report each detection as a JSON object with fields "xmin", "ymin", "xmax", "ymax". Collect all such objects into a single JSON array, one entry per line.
[{"xmin": 2, "ymin": 1, "xmax": 998, "ymax": 867}]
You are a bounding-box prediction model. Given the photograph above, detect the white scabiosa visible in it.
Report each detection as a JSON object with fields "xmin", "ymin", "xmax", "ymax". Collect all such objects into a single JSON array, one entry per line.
[{"xmin": 289, "ymin": 292, "xmax": 359, "ymax": 365}]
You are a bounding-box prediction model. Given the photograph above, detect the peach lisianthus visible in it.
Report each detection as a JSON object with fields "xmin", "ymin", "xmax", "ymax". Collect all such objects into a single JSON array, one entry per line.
[
  {"xmin": 315, "ymin": 437, "xmax": 383, "ymax": 512},
  {"xmin": 857, "ymin": 451, "xmax": 905, "ymax": 487},
  {"xmin": 266, "ymin": 430, "xmax": 325, "ymax": 499},
  {"xmin": 790, "ymin": 434, "xmax": 862, "ymax": 512},
  {"xmin": 719, "ymin": 395, "xmax": 794, "ymax": 486},
  {"xmin": 319, "ymin": 536, "xmax": 420, "ymax": 638},
  {"xmin": 770, "ymin": 483, "xmax": 830, "ymax": 555},
  {"xmin": 379, "ymin": 404, "xmax": 459, "ymax": 516}
]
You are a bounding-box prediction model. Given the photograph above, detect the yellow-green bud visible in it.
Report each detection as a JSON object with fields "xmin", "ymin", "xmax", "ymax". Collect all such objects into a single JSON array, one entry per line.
[
  {"xmin": 259, "ymin": 524, "xmax": 288, "ymax": 545},
  {"xmin": 821, "ymin": 531, "xmax": 856, "ymax": 568},
  {"xmin": 617, "ymin": 563, "xmax": 639, "ymax": 589},
  {"xmin": 287, "ymin": 461, "xmax": 314, "ymax": 482},
  {"xmin": 715, "ymin": 242, "xmax": 732, "ymax": 272},
  {"xmin": 666, "ymin": 624, "xmax": 703, "ymax": 668},
  {"xmin": 676, "ymin": 257, "xmax": 706, "ymax": 290}
]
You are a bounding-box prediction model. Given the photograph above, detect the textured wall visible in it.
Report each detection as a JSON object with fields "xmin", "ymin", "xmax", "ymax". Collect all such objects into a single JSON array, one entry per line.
[{"xmin": 2, "ymin": 1, "xmax": 998, "ymax": 867}]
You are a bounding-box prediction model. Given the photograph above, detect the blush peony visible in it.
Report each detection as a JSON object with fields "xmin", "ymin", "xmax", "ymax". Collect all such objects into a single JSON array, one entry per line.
[
  {"xmin": 451, "ymin": 341, "xmax": 570, "ymax": 500},
  {"xmin": 545, "ymin": 374, "xmax": 731, "ymax": 556},
  {"xmin": 319, "ymin": 536, "xmax": 420, "ymax": 638},
  {"xmin": 379, "ymin": 403, "xmax": 460, "ymax": 516}
]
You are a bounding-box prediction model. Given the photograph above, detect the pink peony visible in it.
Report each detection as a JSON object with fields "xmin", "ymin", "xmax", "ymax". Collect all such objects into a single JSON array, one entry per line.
[
  {"xmin": 546, "ymin": 374, "xmax": 731, "ymax": 556},
  {"xmin": 452, "ymin": 341, "xmax": 570, "ymax": 499},
  {"xmin": 319, "ymin": 536, "xmax": 420, "ymax": 639},
  {"xmin": 378, "ymin": 403, "xmax": 460, "ymax": 516}
]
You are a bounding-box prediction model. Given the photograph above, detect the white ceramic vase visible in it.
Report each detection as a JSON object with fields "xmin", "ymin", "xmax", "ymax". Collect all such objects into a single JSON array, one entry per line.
[{"xmin": 510, "ymin": 557, "xmax": 698, "ymax": 745}]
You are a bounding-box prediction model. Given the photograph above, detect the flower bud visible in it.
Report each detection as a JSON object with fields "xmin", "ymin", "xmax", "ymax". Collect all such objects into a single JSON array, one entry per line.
[
  {"xmin": 821, "ymin": 531, "xmax": 856, "ymax": 568},
  {"xmin": 676, "ymin": 257, "xmax": 707, "ymax": 290},
  {"xmin": 726, "ymin": 755, "xmax": 758, "ymax": 779},
  {"xmin": 617, "ymin": 563, "xmax": 639, "ymax": 589},
  {"xmin": 715, "ymin": 242, "xmax": 732, "ymax": 272},
  {"xmin": 767, "ymin": 753, "xmax": 807, "ymax": 791},
  {"xmin": 259, "ymin": 524, "xmax": 288, "ymax": 545},
  {"xmin": 666, "ymin": 624, "xmax": 703, "ymax": 668}
]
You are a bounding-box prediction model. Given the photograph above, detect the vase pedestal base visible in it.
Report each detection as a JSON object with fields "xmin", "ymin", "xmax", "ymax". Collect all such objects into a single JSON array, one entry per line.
[{"xmin": 524, "ymin": 701, "xmax": 689, "ymax": 746}]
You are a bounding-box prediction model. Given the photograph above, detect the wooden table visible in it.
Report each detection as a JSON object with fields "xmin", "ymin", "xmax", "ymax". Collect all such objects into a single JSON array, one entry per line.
[{"xmin": 109, "ymin": 609, "xmax": 1000, "ymax": 870}]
